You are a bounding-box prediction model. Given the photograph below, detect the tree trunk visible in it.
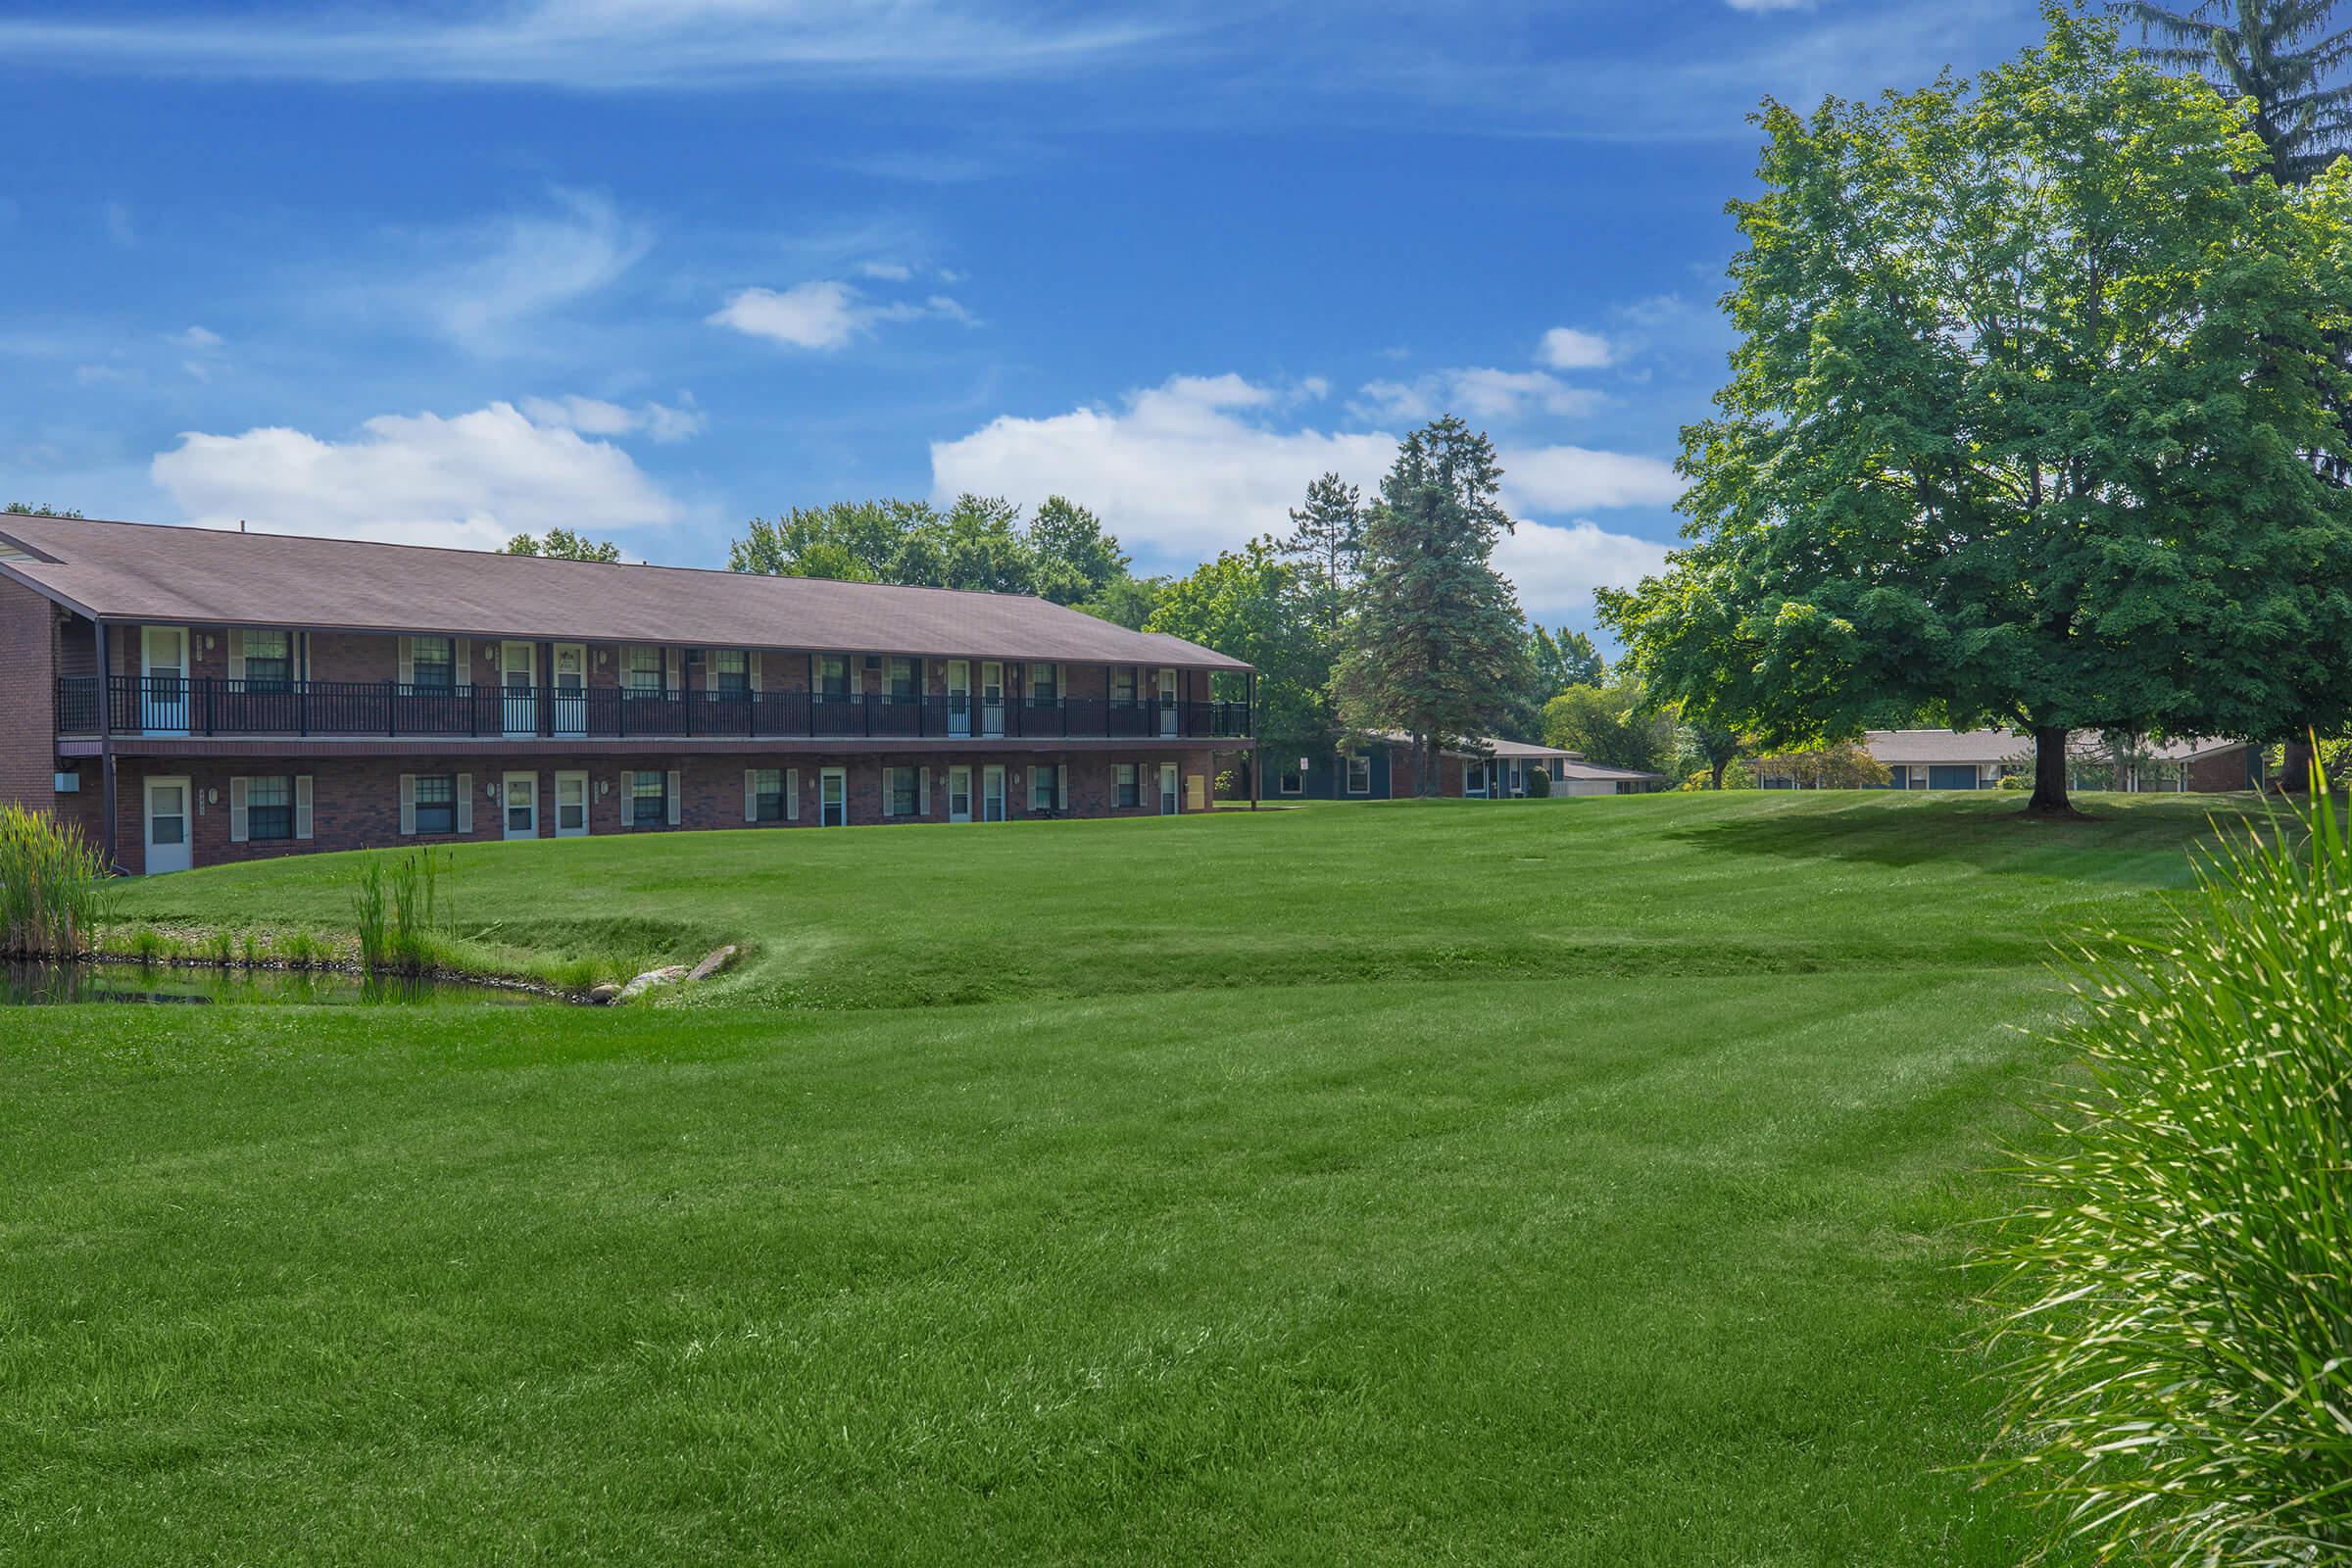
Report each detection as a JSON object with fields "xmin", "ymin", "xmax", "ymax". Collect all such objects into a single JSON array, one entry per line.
[
  {"xmin": 2028, "ymin": 725, "xmax": 2076, "ymax": 816},
  {"xmin": 1711, "ymin": 758, "xmax": 1729, "ymax": 791},
  {"xmin": 2280, "ymin": 736, "xmax": 2315, "ymax": 795}
]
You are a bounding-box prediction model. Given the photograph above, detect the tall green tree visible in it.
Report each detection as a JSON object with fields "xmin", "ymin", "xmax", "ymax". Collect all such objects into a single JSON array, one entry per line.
[
  {"xmin": 1027, "ymin": 495, "xmax": 1131, "ymax": 606},
  {"xmin": 2124, "ymin": 0, "xmax": 2352, "ymax": 790},
  {"xmin": 1679, "ymin": 717, "xmax": 1749, "ymax": 792},
  {"xmin": 2122, "ymin": 0, "xmax": 2352, "ymax": 182},
  {"xmin": 1334, "ymin": 416, "xmax": 1535, "ymax": 796},
  {"xmin": 1530, "ymin": 625, "xmax": 1604, "ymax": 693},
  {"xmin": 1147, "ymin": 540, "xmax": 1328, "ymax": 748},
  {"xmin": 1279, "ymin": 472, "xmax": 1364, "ymax": 639},
  {"xmin": 4, "ymin": 502, "xmax": 82, "ymax": 518},
  {"xmin": 1542, "ymin": 675, "xmax": 1677, "ymax": 776},
  {"xmin": 1598, "ymin": 14, "xmax": 2352, "ymax": 816},
  {"xmin": 726, "ymin": 500, "xmax": 913, "ymax": 579},
  {"xmin": 502, "ymin": 527, "xmax": 621, "ymax": 563}
]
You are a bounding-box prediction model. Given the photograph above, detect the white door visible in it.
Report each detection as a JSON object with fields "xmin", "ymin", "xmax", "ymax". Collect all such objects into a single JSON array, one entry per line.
[
  {"xmin": 503, "ymin": 771, "xmax": 538, "ymax": 840},
  {"xmin": 982, "ymin": 765, "xmax": 1006, "ymax": 822},
  {"xmin": 947, "ymin": 660, "xmax": 972, "ymax": 737},
  {"xmin": 143, "ymin": 775, "xmax": 192, "ymax": 874},
  {"xmin": 552, "ymin": 643, "xmax": 586, "ymax": 736},
  {"xmin": 502, "ymin": 641, "xmax": 537, "ymax": 737},
  {"xmin": 554, "ymin": 770, "xmax": 588, "ymax": 837},
  {"xmin": 1157, "ymin": 668, "xmax": 1178, "ymax": 737},
  {"xmin": 948, "ymin": 765, "xmax": 973, "ymax": 823},
  {"xmin": 141, "ymin": 625, "xmax": 189, "ymax": 735},
  {"xmin": 980, "ymin": 662, "xmax": 1004, "ymax": 737},
  {"xmin": 819, "ymin": 767, "xmax": 848, "ymax": 827}
]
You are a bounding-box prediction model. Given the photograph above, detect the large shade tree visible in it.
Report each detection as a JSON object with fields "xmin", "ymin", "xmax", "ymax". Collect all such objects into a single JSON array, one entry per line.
[
  {"xmin": 1598, "ymin": 15, "xmax": 2352, "ymax": 815},
  {"xmin": 1334, "ymin": 416, "xmax": 1533, "ymax": 795}
]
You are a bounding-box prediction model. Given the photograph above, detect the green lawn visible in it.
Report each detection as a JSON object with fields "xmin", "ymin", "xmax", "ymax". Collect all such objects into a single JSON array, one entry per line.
[{"xmin": 2, "ymin": 793, "xmax": 2252, "ymax": 1564}]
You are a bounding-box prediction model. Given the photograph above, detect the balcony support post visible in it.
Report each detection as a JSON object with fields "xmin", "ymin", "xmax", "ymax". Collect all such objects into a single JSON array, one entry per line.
[
  {"xmin": 1249, "ymin": 672, "xmax": 1259, "ymax": 811},
  {"xmin": 94, "ymin": 617, "xmax": 118, "ymax": 870}
]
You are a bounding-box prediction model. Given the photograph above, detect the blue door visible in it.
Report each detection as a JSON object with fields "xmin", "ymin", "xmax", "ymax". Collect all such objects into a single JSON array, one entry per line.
[{"xmin": 1926, "ymin": 764, "xmax": 1980, "ymax": 790}]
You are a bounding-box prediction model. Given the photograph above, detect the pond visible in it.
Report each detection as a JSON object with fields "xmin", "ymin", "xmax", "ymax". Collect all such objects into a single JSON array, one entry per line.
[{"xmin": 0, "ymin": 960, "xmax": 559, "ymax": 1006}]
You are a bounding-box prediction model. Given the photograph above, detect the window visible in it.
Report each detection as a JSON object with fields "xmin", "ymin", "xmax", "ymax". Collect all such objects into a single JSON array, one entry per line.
[
  {"xmin": 711, "ymin": 649, "xmax": 749, "ymax": 696},
  {"xmin": 1114, "ymin": 762, "xmax": 1139, "ymax": 808},
  {"xmin": 751, "ymin": 768, "xmax": 785, "ymax": 822},
  {"xmin": 629, "ymin": 770, "xmax": 666, "ymax": 826},
  {"xmin": 246, "ymin": 775, "xmax": 294, "ymax": 841},
  {"xmin": 1112, "ymin": 667, "xmax": 1137, "ymax": 704},
  {"xmin": 1026, "ymin": 663, "xmax": 1058, "ymax": 705},
  {"xmin": 242, "ymin": 629, "xmax": 293, "ymax": 690},
  {"xmin": 885, "ymin": 657, "xmax": 916, "ymax": 703},
  {"xmin": 817, "ymin": 654, "xmax": 852, "ymax": 698},
  {"xmin": 1346, "ymin": 755, "xmax": 1372, "ymax": 795},
  {"xmin": 623, "ymin": 645, "xmax": 664, "ymax": 695},
  {"xmin": 410, "ymin": 635, "xmax": 455, "ymax": 690},
  {"xmin": 414, "ymin": 773, "xmax": 456, "ymax": 834},
  {"xmin": 1031, "ymin": 765, "xmax": 1055, "ymax": 811},
  {"xmin": 1279, "ymin": 767, "xmax": 1303, "ymax": 796},
  {"xmin": 885, "ymin": 766, "xmax": 918, "ymax": 817}
]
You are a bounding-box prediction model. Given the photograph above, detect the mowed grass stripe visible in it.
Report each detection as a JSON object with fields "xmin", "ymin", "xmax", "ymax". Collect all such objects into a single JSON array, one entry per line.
[{"xmin": 5, "ymin": 794, "xmax": 2248, "ymax": 1563}]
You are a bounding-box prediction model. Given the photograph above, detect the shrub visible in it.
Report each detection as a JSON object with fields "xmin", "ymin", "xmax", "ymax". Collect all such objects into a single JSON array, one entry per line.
[
  {"xmin": 0, "ymin": 804, "xmax": 111, "ymax": 956},
  {"xmin": 127, "ymin": 926, "xmax": 166, "ymax": 964},
  {"xmin": 278, "ymin": 930, "xmax": 328, "ymax": 968},
  {"xmin": 1984, "ymin": 783, "xmax": 2352, "ymax": 1562},
  {"xmin": 1524, "ymin": 768, "xmax": 1551, "ymax": 799}
]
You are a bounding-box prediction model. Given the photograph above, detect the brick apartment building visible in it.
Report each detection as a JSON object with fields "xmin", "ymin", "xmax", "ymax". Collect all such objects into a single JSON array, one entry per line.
[{"xmin": 0, "ymin": 515, "xmax": 1258, "ymax": 873}]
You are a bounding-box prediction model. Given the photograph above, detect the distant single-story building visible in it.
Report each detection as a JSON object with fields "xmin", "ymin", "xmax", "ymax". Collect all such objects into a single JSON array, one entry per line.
[
  {"xmin": 1756, "ymin": 729, "xmax": 2258, "ymax": 792},
  {"xmin": 1265, "ymin": 733, "xmax": 1667, "ymax": 800}
]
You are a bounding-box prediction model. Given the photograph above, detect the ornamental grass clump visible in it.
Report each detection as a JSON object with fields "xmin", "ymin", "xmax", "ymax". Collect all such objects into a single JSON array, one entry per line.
[
  {"xmin": 0, "ymin": 803, "xmax": 110, "ymax": 957},
  {"xmin": 354, "ymin": 849, "xmax": 454, "ymax": 974},
  {"xmin": 1985, "ymin": 781, "xmax": 2352, "ymax": 1564}
]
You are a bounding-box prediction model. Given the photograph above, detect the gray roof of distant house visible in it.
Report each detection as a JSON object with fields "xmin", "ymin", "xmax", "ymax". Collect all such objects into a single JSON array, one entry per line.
[
  {"xmin": 0, "ymin": 514, "xmax": 1252, "ymax": 671},
  {"xmin": 1558, "ymin": 760, "xmax": 1668, "ymax": 782},
  {"xmin": 1366, "ymin": 729, "xmax": 1584, "ymax": 760},
  {"xmin": 1861, "ymin": 728, "xmax": 2242, "ymax": 765}
]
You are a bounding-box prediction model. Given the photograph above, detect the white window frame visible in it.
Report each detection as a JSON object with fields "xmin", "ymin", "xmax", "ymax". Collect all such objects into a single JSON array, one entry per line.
[{"xmin": 1345, "ymin": 754, "xmax": 1371, "ymax": 795}]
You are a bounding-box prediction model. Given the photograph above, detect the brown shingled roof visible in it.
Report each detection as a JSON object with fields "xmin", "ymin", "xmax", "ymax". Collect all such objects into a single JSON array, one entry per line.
[{"xmin": 0, "ymin": 514, "xmax": 1252, "ymax": 671}]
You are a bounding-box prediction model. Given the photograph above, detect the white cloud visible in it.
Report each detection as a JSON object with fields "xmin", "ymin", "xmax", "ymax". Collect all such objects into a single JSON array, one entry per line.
[
  {"xmin": 857, "ymin": 261, "xmax": 915, "ymax": 281},
  {"xmin": 1493, "ymin": 519, "xmax": 1670, "ymax": 617},
  {"xmin": 518, "ymin": 392, "xmax": 705, "ymax": 443},
  {"xmin": 102, "ymin": 200, "xmax": 135, "ymax": 248},
  {"xmin": 1497, "ymin": 445, "xmax": 1683, "ymax": 513},
  {"xmin": 1725, "ymin": 0, "xmax": 1815, "ymax": 11},
  {"xmin": 0, "ymin": 2, "xmax": 1167, "ymax": 88},
  {"xmin": 1537, "ymin": 327, "xmax": 1615, "ymax": 369},
  {"xmin": 74, "ymin": 364, "xmax": 138, "ymax": 386},
  {"xmin": 931, "ymin": 371, "xmax": 1679, "ymax": 611},
  {"xmin": 1353, "ymin": 367, "xmax": 1602, "ymax": 425},
  {"xmin": 151, "ymin": 401, "xmax": 683, "ymax": 550},
  {"xmin": 710, "ymin": 279, "xmax": 971, "ymax": 350},
  {"xmin": 384, "ymin": 188, "xmax": 651, "ymax": 355},
  {"xmin": 172, "ymin": 324, "xmax": 223, "ymax": 349}
]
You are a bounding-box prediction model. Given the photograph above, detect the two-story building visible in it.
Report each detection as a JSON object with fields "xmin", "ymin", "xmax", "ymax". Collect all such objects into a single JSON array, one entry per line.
[{"xmin": 0, "ymin": 515, "xmax": 1257, "ymax": 873}]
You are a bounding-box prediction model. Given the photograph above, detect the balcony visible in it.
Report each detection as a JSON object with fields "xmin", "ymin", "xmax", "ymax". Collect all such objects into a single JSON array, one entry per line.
[{"xmin": 57, "ymin": 675, "xmax": 1254, "ymax": 746}]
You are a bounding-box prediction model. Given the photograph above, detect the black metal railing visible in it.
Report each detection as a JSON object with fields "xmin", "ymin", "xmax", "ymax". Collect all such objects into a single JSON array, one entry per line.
[{"xmin": 58, "ymin": 675, "xmax": 1254, "ymax": 744}]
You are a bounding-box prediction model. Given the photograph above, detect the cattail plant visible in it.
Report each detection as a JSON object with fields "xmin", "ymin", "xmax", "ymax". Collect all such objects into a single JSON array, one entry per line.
[
  {"xmin": 354, "ymin": 848, "xmax": 455, "ymax": 974},
  {"xmin": 1984, "ymin": 775, "xmax": 2352, "ymax": 1563},
  {"xmin": 0, "ymin": 804, "xmax": 111, "ymax": 957}
]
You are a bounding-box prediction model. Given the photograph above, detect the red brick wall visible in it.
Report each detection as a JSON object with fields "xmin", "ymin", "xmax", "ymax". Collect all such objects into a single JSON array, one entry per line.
[
  {"xmin": 103, "ymin": 747, "xmax": 1223, "ymax": 873},
  {"xmin": 0, "ymin": 576, "xmax": 58, "ymax": 814},
  {"xmin": 2186, "ymin": 746, "xmax": 2254, "ymax": 793}
]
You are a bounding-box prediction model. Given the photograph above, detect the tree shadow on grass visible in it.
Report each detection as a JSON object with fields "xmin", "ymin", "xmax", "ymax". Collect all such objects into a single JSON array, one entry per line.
[{"xmin": 1663, "ymin": 793, "xmax": 2265, "ymax": 887}]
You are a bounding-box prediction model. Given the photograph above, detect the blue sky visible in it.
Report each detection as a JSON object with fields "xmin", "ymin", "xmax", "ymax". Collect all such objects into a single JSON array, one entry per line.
[{"xmin": 2, "ymin": 0, "xmax": 2047, "ymax": 630}]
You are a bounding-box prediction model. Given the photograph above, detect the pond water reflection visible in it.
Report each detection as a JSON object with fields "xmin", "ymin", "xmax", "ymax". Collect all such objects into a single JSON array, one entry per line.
[{"xmin": 0, "ymin": 961, "xmax": 555, "ymax": 1006}]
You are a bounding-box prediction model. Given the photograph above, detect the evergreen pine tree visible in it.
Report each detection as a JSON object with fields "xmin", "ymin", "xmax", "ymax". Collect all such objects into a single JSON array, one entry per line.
[{"xmin": 1333, "ymin": 417, "xmax": 1535, "ymax": 796}]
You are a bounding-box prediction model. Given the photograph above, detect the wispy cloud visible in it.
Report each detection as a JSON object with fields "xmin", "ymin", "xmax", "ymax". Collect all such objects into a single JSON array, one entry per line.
[
  {"xmin": 709, "ymin": 278, "xmax": 971, "ymax": 351},
  {"xmin": 365, "ymin": 188, "xmax": 652, "ymax": 355},
  {"xmin": 102, "ymin": 200, "xmax": 136, "ymax": 247},
  {"xmin": 0, "ymin": 1, "xmax": 1174, "ymax": 89},
  {"xmin": 1352, "ymin": 368, "xmax": 1603, "ymax": 426},
  {"xmin": 518, "ymin": 392, "xmax": 705, "ymax": 443}
]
